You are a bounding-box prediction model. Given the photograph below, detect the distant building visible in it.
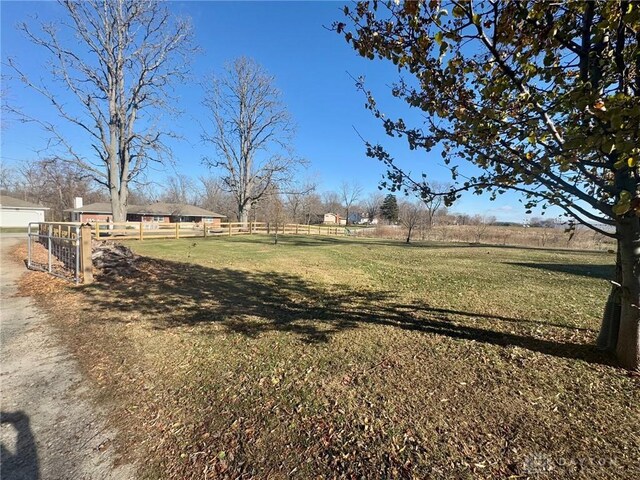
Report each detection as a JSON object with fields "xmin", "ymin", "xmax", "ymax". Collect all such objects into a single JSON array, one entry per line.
[
  {"xmin": 65, "ymin": 199, "xmax": 226, "ymax": 227},
  {"xmin": 355, "ymin": 213, "xmax": 378, "ymax": 225},
  {"xmin": 323, "ymin": 213, "xmax": 341, "ymax": 225},
  {"xmin": 348, "ymin": 212, "xmax": 364, "ymax": 224},
  {"xmin": 0, "ymin": 195, "xmax": 50, "ymax": 227}
]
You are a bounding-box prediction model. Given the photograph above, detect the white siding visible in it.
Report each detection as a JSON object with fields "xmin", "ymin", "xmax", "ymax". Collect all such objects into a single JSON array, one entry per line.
[{"xmin": 0, "ymin": 208, "xmax": 46, "ymax": 227}]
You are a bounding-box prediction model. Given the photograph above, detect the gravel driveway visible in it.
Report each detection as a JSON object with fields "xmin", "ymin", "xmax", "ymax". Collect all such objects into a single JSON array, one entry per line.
[{"xmin": 1, "ymin": 235, "xmax": 135, "ymax": 480}]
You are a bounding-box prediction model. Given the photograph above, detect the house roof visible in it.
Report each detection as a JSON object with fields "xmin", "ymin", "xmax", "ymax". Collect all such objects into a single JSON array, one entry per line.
[
  {"xmin": 0, "ymin": 195, "xmax": 50, "ymax": 210},
  {"xmin": 129, "ymin": 203, "xmax": 226, "ymax": 218},
  {"xmin": 64, "ymin": 202, "xmax": 226, "ymax": 218},
  {"xmin": 63, "ymin": 202, "xmax": 113, "ymax": 214}
]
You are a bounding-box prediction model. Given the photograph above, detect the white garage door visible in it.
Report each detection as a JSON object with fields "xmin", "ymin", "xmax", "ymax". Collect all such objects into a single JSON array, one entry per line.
[{"xmin": 0, "ymin": 209, "xmax": 45, "ymax": 227}]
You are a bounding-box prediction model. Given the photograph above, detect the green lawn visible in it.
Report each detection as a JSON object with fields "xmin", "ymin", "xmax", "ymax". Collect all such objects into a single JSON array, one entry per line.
[{"xmin": 36, "ymin": 235, "xmax": 639, "ymax": 479}]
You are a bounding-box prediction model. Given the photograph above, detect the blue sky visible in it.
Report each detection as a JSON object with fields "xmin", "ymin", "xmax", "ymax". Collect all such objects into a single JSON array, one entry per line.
[{"xmin": 1, "ymin": 0, "xmax": 557, "ymax": 222}]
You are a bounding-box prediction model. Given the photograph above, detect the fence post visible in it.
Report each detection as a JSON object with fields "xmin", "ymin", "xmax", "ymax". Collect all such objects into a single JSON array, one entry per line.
[
  {"xmin": 75, "ymin": 227, "xmax": 80, "ymax": 283},
  {"xmin": 175, "ymin": 222, "xmax": 180, "ymax": 239},
  {"xmin": 250, "ymin": 222, "xmax": 253, "ymax": 235},
  {"xmin": 94, "ymin": 222, "xmax": 99, "ymax": 238},
  {"xmin": 47, "ymin": 224, "xmax": 52, "ymax": 273},
  {"xmin": 27, "ymin": 224, "xmax": 33, "ymax": 269},
  {"xmin": 228, "ymin": 222, "xmax": 232, "ymax": 236},
  {"xmin": 139, "ymin": 222, "xmax": 144, "ymax": 241},
  {"xmin": 204, "ymin": 222, "xmax": 208, "ymax": 238},
  {"xmin": 80, "ymin": 224, "xmax": 93, "ymax": 284}
]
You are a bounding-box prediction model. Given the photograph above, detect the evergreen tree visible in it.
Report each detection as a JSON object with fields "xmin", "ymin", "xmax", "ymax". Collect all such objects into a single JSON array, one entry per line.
[{"xmin": 380, "ymin": 194, "xmax": 399, "ymax": 223}]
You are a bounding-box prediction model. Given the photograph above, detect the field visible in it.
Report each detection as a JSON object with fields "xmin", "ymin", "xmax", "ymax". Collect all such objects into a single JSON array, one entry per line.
[{"xmin": 20, "ymin": 235, "xmax": 639, "ymax": 479}]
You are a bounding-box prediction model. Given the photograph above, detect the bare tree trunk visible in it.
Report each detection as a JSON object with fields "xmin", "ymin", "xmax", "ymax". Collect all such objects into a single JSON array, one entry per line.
[
  {"xmin": 109, "ymin": 187, "xmax": 128, "ymax": 223},
  {"xmin": 616, "ymin": 218, "xmax": 640, "ymax": 369},
  {"xmin": 239, "ymin": 204, "xmax": 250, "ymax": 228}
]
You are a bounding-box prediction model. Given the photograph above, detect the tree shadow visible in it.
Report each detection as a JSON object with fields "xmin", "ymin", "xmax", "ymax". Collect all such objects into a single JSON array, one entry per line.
[
  {"xmin": 216, "ymin": 235, "xmax": 615, "ymax": 256},
  {"xmin": 79, "ymin": 257, "xmax": 612, "ymax": 366},
  {"xmin": 506, "ymin": 262, "xmax": 615, "ymax": 280},
  {"xmin": 1, "ymin": 411, "xmax": 39, "ymax": 480},
  {"xmin": 218, "ymin": 235, "xmax": 416, "ymax": 249}
]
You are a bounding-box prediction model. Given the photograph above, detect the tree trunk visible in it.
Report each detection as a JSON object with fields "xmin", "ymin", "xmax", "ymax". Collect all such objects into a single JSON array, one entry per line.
[
  {"xmin": 597, "ymin": 247, "xmax": 622, "ymax": 352},
  {"xmin": 239, "ymin": 204, "xmax": 249, "ymax": 228},
  {"xmin": 615, "ymin": 217, "xmax": 640, "ymax": 370},
  {"xmin": 110, "ymin": 190, "xmax": 127, "ymax": 223}
]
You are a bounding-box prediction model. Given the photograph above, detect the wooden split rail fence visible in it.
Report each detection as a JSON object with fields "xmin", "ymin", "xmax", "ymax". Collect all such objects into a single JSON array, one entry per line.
[
  {"xmin": 91, "ymin": 221, "xmax": 349, "ymax": 240},
  {"xmin": 26, "ymin": 221, "xmax": 362, "ymax": 284}
]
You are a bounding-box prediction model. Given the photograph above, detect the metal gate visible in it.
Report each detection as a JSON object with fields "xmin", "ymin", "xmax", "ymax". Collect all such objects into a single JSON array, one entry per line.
[{"xmin": 27, "ymin": 222, "xmax": 82, "ymax": 283}]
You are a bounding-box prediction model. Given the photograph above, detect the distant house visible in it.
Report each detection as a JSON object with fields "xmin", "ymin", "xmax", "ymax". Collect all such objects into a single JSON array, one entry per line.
[
  {"xmin": 65, "ymin": 199, "xmax": 226, "ymax": 227},
  {"xmin": 0, "ymin": 195, "xmax": 50, "ymax": 227},
  {"xmin": 323, "ymin": 213, "xmax": 344, "ymax": 225},
  {"xmin": 356, "ymin": 213, "xmax": 378, "ymax": 225},
  {"xmin": 127, "ymin": 203, "xmax": 226, "ymax": 226}
]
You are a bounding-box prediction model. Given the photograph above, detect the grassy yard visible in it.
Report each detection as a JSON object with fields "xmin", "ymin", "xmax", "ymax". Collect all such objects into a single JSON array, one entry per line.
[{"xmin": 22, "ymin": 235, "xmax": 639, "ymax": 479}]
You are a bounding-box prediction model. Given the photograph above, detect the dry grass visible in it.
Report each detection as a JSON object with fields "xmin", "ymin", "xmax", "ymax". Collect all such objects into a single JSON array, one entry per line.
[
  {"xmin": 365, "ymin": 224, "xmax": 615, "ymax": 251},
  {"xmin": 15, "ymin": 236, "xmax": 639, "ymax": 479}
]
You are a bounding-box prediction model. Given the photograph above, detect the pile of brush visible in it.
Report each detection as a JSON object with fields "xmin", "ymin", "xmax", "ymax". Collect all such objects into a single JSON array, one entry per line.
[{"xmin": 91, "ymin": 240, "xmax": 137, "ymax": 277}]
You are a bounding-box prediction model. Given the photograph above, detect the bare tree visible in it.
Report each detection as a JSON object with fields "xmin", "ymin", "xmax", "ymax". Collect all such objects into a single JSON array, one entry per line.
[
  {"xmin": 364, "ymin": 192, "xmax": 384, "ymax": 224},
  {"xmin": 303, "ymin": 193, "xmax": 324, "ymax": 224},
  {"xmin": 198, "ymin": 176, "xmax": 237, "ymax": 219},
  {"xmin": 161, "ymin": 174, "xmax": 197, "ymax": 205},
  {"xmin": 4, "ymin": 158, "xmax": 106, "ymax": 220},
  {"xmin": 424, "ymin": 182, "xmax": 450, "ymax": 228},
  {"xmin": 7, "ymin": 0, "xmax": 195, "ymax": 221},
  {"xmin": 128, "ymin": 183, "xmax": 160, "ymax": 206},
  {"xmin": 284, "ymin": 181, "xmax": 317, "ymax": 224},
  {"xmin": 202, "ymin": 57, "xmax": 304, "ymax": 226},
  {"xmin": 340, "ymin": 181, "xmax": 363, "ymax": 225},
  {"xmin": 399, "ymin": 200, "xmax": 425, "ymax": 244},
  {"xmin": 471, "ymin": 215, "xmax": 496, "ymax": 244},
  {"xmin": 0, "ymin": 164, "xmax": 19, "ymax": 195},
  {"xmin": 322, "ymin": 191, "xmax": 342, "ymax": 216}
]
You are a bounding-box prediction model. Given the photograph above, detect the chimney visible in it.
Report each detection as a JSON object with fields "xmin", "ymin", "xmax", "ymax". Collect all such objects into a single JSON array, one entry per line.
[{"xmin": 74, "ymin": 197, "xmax": 83, "ymax": 209}]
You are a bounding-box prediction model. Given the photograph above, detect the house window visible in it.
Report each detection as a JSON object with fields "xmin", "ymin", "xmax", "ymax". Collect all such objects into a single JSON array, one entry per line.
[{"xmin": 152, "ymin": 215, "xmax": 164, "ymax": 222}]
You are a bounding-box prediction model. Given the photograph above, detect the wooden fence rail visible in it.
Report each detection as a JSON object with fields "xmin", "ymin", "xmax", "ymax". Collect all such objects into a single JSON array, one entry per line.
[{"xmin": 90, "ymin": 221, "xmax": 351, "ymax": 241}]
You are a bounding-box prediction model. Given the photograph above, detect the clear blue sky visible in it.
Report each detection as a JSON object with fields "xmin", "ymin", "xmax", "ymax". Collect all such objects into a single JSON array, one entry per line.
[{"xmin": 1, "ymin": 0, "xmax": 558, "ymax": 222}]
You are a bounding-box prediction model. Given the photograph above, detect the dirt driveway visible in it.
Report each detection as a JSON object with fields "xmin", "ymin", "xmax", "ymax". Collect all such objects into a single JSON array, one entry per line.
[{"xmin": 0, "ymin": 235, "xmax": 135, "ymax": 480}]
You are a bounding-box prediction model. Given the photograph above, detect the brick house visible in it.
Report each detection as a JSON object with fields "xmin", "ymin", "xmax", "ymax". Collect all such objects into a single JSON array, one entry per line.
[{"xmin": 65, "ymin": 201, "xmax": 225, "ymax": 227}]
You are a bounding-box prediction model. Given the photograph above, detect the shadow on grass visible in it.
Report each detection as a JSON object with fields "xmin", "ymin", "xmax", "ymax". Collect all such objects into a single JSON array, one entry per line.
[
  {"xmin": 79, "ymin": 257, "xmax": 612, "ymax": 366},
  {"xmin": 506, "ymin": 262, "xmax": 615, "ymax": 280},
  {"xmin": 214, "ymin": 234, "xmax": 614, "ymax": 256},
  {"xmin": 219, "ymin": 235, "xmax": 415, "ymax": 249}
]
